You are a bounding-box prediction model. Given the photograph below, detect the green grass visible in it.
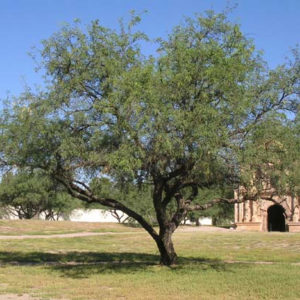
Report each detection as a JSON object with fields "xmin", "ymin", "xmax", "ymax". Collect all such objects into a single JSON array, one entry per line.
[{"xmin": 0, "ymin": 220, "xmax": 299, "ymax": 300}]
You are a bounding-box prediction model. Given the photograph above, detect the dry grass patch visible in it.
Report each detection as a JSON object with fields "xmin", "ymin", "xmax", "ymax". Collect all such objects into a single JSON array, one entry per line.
[{"xmin": 0, "ymin": 220, "xmax": 140, "ymax": 236}]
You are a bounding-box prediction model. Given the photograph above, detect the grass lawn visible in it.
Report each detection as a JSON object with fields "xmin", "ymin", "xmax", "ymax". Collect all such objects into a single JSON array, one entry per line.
[
  {"xmin": 0, "ymin": 219, "xmax": 140, "ymax": 235},
  {"xmin": 0, "ymin": 220, "xmax": 299, "ymax": 300}
]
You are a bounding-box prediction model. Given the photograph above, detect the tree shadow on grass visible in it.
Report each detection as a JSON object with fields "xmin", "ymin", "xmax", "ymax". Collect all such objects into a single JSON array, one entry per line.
[
  {"xmin": 0, "ymin": 251, "xmax": 157, "ymax": 265},
  {"xmin": 0, "ymin": 251, "xmax": 240, "ymax": 278}
]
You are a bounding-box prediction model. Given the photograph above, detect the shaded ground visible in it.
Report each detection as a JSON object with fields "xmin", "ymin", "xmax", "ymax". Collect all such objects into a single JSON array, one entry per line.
[{"xmin": 0, "ymin": 249, "xmax": 298, "ymax": 268}]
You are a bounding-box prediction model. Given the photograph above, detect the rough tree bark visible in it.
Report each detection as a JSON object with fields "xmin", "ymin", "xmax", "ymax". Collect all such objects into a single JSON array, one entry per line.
[{"xmin": 155, "ymin": 225, "xmax": 178, "ymax": 265}]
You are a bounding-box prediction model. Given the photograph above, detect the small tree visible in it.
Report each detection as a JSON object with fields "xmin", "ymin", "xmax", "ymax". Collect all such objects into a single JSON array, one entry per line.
[
  {"xmin": 0, "ymin": 170, "xmax": 79, "ymax": 220},
  {"xmin": 0, "ymin": 11, "xmax": 299, "ymax": 265}
]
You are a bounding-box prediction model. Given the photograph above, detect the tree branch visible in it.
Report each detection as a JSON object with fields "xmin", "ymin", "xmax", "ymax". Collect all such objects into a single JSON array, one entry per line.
[{"xmin": 55, "ymin": 174, "xmax": 159, "ymax": 240}]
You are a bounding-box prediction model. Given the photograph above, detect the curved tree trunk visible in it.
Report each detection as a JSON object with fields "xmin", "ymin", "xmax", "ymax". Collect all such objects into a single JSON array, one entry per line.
[{"xmin": 155, "ymin": 228, "xmax": 177, "ymax": 265}]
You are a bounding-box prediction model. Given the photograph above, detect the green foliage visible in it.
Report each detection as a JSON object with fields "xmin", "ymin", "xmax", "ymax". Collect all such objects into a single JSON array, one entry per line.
[
  {"xmin": 0, "ymin": 170, "xmax": 80, "ymax": 219},
  {"xmin": 1, "ymin": 12, "xmax": 298, "ymax": 193}
]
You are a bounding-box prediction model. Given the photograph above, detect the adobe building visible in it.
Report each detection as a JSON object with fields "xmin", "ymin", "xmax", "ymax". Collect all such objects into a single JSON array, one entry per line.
[{"xmin": 234, "ymin": 189, "xmax": 300, "ymax": 232}]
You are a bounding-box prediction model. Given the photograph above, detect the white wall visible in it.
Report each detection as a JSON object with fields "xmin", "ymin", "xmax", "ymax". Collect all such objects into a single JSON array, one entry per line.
[
  {"xmin": 1, "ymin": 207, "xmax": 122, "ymax": 222},
  {"xmin": 183, "ymin": 217, "xmax": 212, "ymax": 226},
  {"xmin": 198, "ymin": 217, "xmax": 212, "ymax": 226},
  {"xmin": 2, "ymin": 207, "xmax": 212, "ymax": 225},
  {"xmin": 69, "ymin": 209, "xmax": 121, "ymax": 223},
  {"xmin": 69, "ymin": 211, "xmax": 212, "ymax": 225}
]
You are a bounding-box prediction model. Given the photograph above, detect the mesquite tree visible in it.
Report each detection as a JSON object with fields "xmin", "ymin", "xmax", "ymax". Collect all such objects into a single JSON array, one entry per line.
[
  {"xmin": 0, "ymin": 12, "xmax": 299, "ymax": 265},
  {"xmin": 0, "ymin": 170, "xmax": 79, "ymax": 220}
]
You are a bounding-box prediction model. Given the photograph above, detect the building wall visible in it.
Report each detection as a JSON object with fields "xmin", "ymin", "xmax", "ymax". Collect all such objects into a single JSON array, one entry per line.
[
  {"xmin": 235, "ymin": 190, "xmax": 300, "ymax": 232},
  {"xmin": 0, "ymin": 207, "xmax": 122, "ymax": 223},
  {"xmin": 69, "ymin": 209, "xmax": 122, "ymax": 223}
]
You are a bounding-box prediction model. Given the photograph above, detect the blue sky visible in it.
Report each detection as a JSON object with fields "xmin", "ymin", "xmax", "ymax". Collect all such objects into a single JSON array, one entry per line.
[{"xmin": 0, "ymin": 0, "xmax": 299, "ymax": 100}]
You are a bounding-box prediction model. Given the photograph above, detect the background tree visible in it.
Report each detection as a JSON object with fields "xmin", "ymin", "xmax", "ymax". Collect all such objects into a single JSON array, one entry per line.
[
  {"xmin": 0, "ymin": 170, "xmax": 80, "ymax": 220},
  {"xmin": 0, "ymin": 11, "xmax": 299, "ymax": 265}
]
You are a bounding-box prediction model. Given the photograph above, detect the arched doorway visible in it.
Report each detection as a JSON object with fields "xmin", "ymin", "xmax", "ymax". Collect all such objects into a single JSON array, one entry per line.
[{"xmin": 267, "ymin": 204, "xmax": 286, "ymax": 232}]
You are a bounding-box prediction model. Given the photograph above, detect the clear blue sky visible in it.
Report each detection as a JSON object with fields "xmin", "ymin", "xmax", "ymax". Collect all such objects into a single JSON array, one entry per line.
[{"xmin": 0, "ymin": 0, "xmax": 299, "ymax": 100}]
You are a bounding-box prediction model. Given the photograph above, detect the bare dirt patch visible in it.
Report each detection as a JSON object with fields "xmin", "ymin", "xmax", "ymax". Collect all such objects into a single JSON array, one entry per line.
[
  {"xmin": 0, "ymin": 295, "xmax": 37, "ymax": 300},
  {"xmin": 0, "ymin": 294, "xmax": 67, "ymax": 300},
  {"xmin": 177, "ymin": 225, "xmax": 232, "ymax": 232},
  {"xmin": 0, "ymin": 226, "xmax": 233, "ymax": 239},
  {"xmin": 0, "ymin": 231, "xmax": 141, "ymax": 240}
]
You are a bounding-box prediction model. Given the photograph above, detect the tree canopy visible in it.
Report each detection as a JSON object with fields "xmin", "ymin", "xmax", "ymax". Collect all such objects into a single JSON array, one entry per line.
[
  {"xmin": 0, "ymin": 11, "xmax": 299, "ymax": 265},
  {"xmin": 0, "ymin": 170, "xmax": 80, "ymax": 220}
]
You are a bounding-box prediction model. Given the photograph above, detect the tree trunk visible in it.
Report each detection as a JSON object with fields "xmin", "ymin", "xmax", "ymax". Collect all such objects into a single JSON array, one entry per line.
[{"xmin": 155, "ymin": 228, "xmax": 177, "ymax": 266}]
